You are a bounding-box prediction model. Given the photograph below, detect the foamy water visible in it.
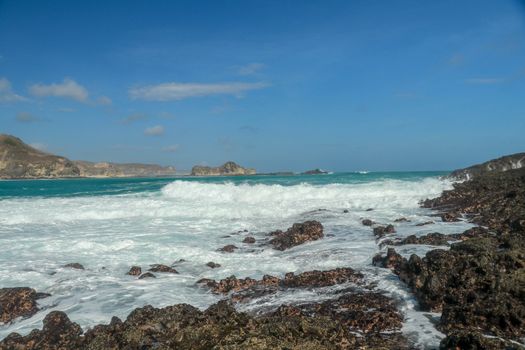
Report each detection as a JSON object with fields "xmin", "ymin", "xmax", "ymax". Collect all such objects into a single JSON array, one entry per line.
[{"xmin": 0, "ymin": 174, "xmax": 472, "ymax": 348}]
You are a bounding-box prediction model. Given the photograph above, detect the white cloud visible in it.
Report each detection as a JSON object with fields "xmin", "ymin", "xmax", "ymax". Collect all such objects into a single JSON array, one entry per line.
[
  {"xmin": 144, "ymin": 125, "xmax": 165, "ymax": 136},
  {"xmin": 162, "ymin": 144, "xmax": 179, "ymax": 153},
  {"xmin": 97, "ymin": 96, "xmax": 112, "ymax": 105},
  {"xmin": 0, "ymin": 77, "xmax": 27, "ymax": 103},
  {"xmin": 29, "ymin": 78, "xmax": 88, "ymax": 102},
  {"xmin": 15, "ymin": 112, "xmax": 40, "ymax": 123},
  {"xmin": 464, "ymin": 78, "xmax": 504, "ymax": 84},
  {"xmin": 129, "ymin": 81, "xmax": 269, "ymax": 101},
  {"xmin": 237, "ymin": 63, "xmax": 265, "ymax": 76}
]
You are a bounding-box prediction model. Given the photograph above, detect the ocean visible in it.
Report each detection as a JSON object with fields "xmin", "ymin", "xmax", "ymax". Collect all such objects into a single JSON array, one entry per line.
[{"xmin": 0, "ymin": 172, "xmax": 472, "ymax": 348}]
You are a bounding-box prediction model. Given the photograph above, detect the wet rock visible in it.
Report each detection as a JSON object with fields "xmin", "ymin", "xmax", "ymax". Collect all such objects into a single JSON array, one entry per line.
[
  {"xmin": 366, "ymin": 208, "xmax": 374, "ymax": 211},
  {"xmin": 394, "ymin": 217, "xmax": 410, "ymax": 222},
  {"xmin": 0, "ymin": 287, "xmax": 50, "ymax": 324},
  {"xmin": 440, "ymin": 211, "xmax": 461, "ymax": 222},
  {"xmin": 138, "ymin": 272, "xmax": 156, "ymax": 279},
  {"xmin": 63, "ymin": 262, "xmax": 84, "ymax": 270},
  {"xmin": 1, "ymin": 298, "xmax": 409, "ymax": 349},
  {"xmin": 361, "ymin": 219, "xmax": 374, "ymax": 226},
  {"xmin": 0, "ymin": 311, "xmax": 83, "ymax": 349},
  {"xmin": 415, "ymin": 221, "xmax": 434, "ymax": 226},
  {"xmin": 440, "ymin": 330, "xmax": 520, "ymax": 350},
  {"xmin": 343, "ymin": 209, "xmax": 349, "ymax": 213},
  {"xmin": 372, "ymin": 248, "xmax": 406, "ymax": 275},
  {"xmin": 218, "ymin": 244, "xmax": 238, "ymax": 253},
  {"xmin": 269, "ymin": 220, "xmax": 324, "ymax": 250},
  {"xmin": 242, "ymin": 236, "xmax": 256, "ymax": 244},
  {"xmin": 126, "ymin": 266, "xmax": 142, "ymax": 276},
  {"xmin": 148, "ymin": 264, "xmax": 178, "ymax": 274},
  {"xmin": 282, "ymin": 268, "xmax": 363, "ymax": 288},
  {"xmin": 381, "ymin": 232, "xmax": 452, "ymax": 247},
  {"xmin": 206, "ymin": 261, "xmax": 221, "ymax": 268},
  {"xmin": 373, "ymin": 224, "xmax": 396, "ymax": 237}
]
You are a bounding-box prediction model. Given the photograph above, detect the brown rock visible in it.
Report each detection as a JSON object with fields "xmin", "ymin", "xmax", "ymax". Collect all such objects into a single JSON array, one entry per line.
[
  {"xmin": 206, "ymin": 262, "xmax": 221, "ymax": 268},
  {"xmin": 138, "ymin": 272, "xmax": 156, "ymax": 279},
  {"xmin": 269, "ymin": 221, "xmax": 324, "ymax": 250},
  {"xmin": 242, "ymin": 236, "xmax": 256, "ymax": 244},
  {"xmin": 126, "ymin": 266, "xmax": 142, "ymax": 276},
  {"xmin": 0, "ymin": 287, "xmax": 50, "ymax": 324},
  {"xmin": 218, "ymin": 244, "xmax": 238, "ymax": 253},
  {"xmin": 148, "ymin": 264, "xmax": 178, "ymax": 274},
  {"xmin": 361, "ymin": 219, "xmax": 374, "ymax": 226},
  {"xmin": 63, "ymin": 263, "xmax": 84, "ymax": 270}
]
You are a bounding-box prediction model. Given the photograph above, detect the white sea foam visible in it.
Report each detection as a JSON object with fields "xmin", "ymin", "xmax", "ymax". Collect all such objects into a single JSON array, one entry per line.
[{"xmin": 0, "ymin": 177, "xmax": 472, "ymax": 348}]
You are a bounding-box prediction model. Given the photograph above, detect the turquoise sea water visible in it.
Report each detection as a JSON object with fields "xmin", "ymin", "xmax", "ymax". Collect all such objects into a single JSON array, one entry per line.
[
  {"xmin": 0, "ymin": 171, "xmax": 448, "ymax": 198},
  {"xmin": 0, "ymin": 171, "xmax": 469, "ymax": 348}
]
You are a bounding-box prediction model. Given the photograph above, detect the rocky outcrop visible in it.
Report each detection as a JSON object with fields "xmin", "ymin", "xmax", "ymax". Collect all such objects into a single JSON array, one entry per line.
[
  {"xmin": 74, "ymin": 160, "xmax": 176, "ymax": 178},
  {"xmin": 448, "ymin": 152, "xmax": 525, "ymax": 180},
  {"xmin": 0, "ymin": 298, "xmax": 409, "ymax": 349},
  {"xmin": 0, "ymin": 134, "xmax": 177, "ymax": 179},
  {"xmin": 302, "ymin": 168, "xmax": 328, "ymax": 175},
  {"xmin": 0, "ymin": 134, "xmax": 80, "ymax": 179},
  {"xmin": 0, "ymin": 287, "xmax": 50, "ymax": 324},
  {"xmin": 190, "ymin": 161, "xmax": 256, "ymax": 176},
  {"xmin": 148, "ymin": 264, "xmax": 178, "ymax": 274},
  {"xmin": 269, "ymin": 221, "xmax": 324, "ymax": 250}
]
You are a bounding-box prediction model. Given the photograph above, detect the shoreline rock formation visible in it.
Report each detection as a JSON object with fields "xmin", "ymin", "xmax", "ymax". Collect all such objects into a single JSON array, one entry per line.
[
  {"xmin": 190, "ymin": 161, "xmax": 256, "ymax": 176},
  {"xmin": 0, "ymin": 134, "xmax": 176, "ymax": 179},
  {"xmin": 448, "ymin": 152, "xmax": 525, "ymax": 180}
]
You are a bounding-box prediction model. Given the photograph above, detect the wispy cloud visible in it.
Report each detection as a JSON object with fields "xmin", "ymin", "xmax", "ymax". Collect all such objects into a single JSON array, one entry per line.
[
  {"xmin": 0, "ymin": 77, "xmax": 27, "ymax": 103},
  {"xmin": 237, "ymin": 63, "xmax": 265, "ymax": 76},
  {"xmin": 162, "ymin": 144, "xmax": 179, "ymax": 153},
  {"xmin": 97, "ymin": 96, "xmax": 112, "ymax": 105},
  {"xmin": 448, "ymin": 53, "xmax": 464, "ymax": 66},
  {"xmin": 121, "ymin": 113, "xmax": 148, "ymax": 124},
  {"xmin": 129, "ymin": 81, "xmax": 269, "ymax": 101},
  {"xmin": 464, "ymin": 78, "xmax": 504, "ymax": 84},
  {"xmin": 29, "ymin": 78, "xmax": 89, "ymax": 102},
  {"xmin": 144, "ymin": 125, "xmax": 165, "ymax": 136},
  {"xmin": 15, "ymin": 112, "xmax": 41, "ymax": 123}
]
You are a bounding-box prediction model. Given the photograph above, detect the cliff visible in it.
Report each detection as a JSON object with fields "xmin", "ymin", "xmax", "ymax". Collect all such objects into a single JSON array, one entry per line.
[
  {"xmin": 448, "ymin": 152, "xmax": 525, "ymax": 180},
  {"xmin": 0, "ymin": 134, "xmax": 80, "ymax": 179},
  {"xmin": 0, "ymin": 134, "xmax": 176, "ymax": 179},
  {"xmin": 191, "ymin": 161, "xmax": 256, "ymax": 176}
]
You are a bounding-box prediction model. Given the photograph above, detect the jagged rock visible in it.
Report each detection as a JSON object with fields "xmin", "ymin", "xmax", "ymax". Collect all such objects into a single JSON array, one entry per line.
[
  {"xmin": 394, "ymin": 217, "xmax": 410, "ymax": 222},
  {"xmin": 372, "ymin": 248, "xmax": 406, "ymax": 275},
  {"xmin": 138, "ymin": 272, "xmax": 156, "ymax": 279},
  {"xmin": 63, "ymin": 262, "xmax": 84, "ymax": 270},
  {"xmin": 191, "ymin": 161, "xmax": 256, "ymax": 176},
  {"xmin": 373, "ymin": 224, "xmax": 396, "ymax": 237},
  {"xmin": 126, "ymin": 266, "xmax": 142, "ymax": 276},
  {"xmin": 0, "ymin": 287, "xmax": 50, "ymax": 324},
  {"xmin": 206, "ymin": 262, "xmax": 221, "ymax": 268},
  {"xmin": 242, "ymin": 236, "xmax": 256, "ymax": 244},
  {"xmin": 269, "ymin": 221, "xmax": 324, "ymax": 250},
  {"xmin": 440, "ymin": 211, "xmax": 461, "ymax": 222},
  {"xmin": 148, "ymin": 264, "xmax": 178, "ymax": 274},
  {"xmin": 302, "ymin": 168, "xmax": 328, "ymax": 175},
  {"xmin": 361, "ymin": 219, "xmax": 374, "ymax": 226},
  {"xmin": 218, "ymin": 244, "xmax": 238, "ymax": 253},
  {"xmin": 439, "ymin": 330, "xmax": 521, "ymax": 349},
  {"xmin": 1, "ymin": 299, "xmax": 409, "ymax": 349},
  {"xmin": 415, "ymin": 221, "xmax": 434, "ymax": 226}
]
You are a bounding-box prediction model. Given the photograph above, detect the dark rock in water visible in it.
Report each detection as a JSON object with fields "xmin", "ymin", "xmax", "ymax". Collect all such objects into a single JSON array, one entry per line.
[
  {"xmin": 394, "ymin": 217, "xmax": 410, "ymax": 222},
  {"xmin": 372, "ymin": 248, "xmax": 406, "ymax": 275},
  {"xmin": 63, "ymin": 263, "xmax": 84, "ymax": 270},
  {"xmin": 242, "ymin": 236, "xmax": 256, "ymax": 244},
  {"xmin": 0, "ymin": 298, "xmax": 409, "ymax": 349},
  {"xmin": 343, "ymin": 209, "xmax": 349, "ymax": 213},
  {"xmin": 206, "ymin": 261, "xmax": 221, "ymax": 268},
  {"xmin": 218, "ymin": 244, "xmax": 238, "ymax": 253},
  {"xmin": 126, "ymin": 266, "xmax": 142, "ymax": 276},
  {"xmin": 269, "ymin": 221, "xmax": 324, "ymax": 250},
  {"xmin": 415, "ymin": 220, "xmax": 434, "ymax": 226},
  {"xmin": 198, "ymin": 268, "xmax": 363, "ymax": 302},
  {"xmin": 361, "ymin": 219, "xmax": 374, "ymax": 226},
  {"xmin": 366, "ymin": 208, "xmax": 374, "ymax": 211},
  {"xmin": 0, "ymin": 287, "xmax": 50, "ymax": 324},
  {"xmin": 440, "ymin": 211, "xmax": 461, "ymax": 222},
  {"xmin": 138, "ymin": 272, "xmax": 156, "ymax": 279},
  {"xmin": 148, "ymin": 264, "xmax": 178, "ymax": 274},
  {"xmin": 302, "ymin": 168, "xmax": 328, "ymax": 175},
  {"xmin": 381, "ymin": 232, "xmax": 452, "ymax": 247},
  {"xmin": 191, "ymin": 161, "xmax": 256, "ymax": 176},
  {"xmin": 373, "ymin": 224, "xmax": 396, "ymax": 237}
]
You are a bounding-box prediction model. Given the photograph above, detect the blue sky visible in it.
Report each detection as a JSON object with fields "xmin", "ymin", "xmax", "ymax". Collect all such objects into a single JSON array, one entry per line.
[{"xmin": 1, "ymin": 0, "xmax": 524, "ymax": 172}]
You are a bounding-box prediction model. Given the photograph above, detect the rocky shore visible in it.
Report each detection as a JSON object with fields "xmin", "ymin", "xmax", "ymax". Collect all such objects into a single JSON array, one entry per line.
[{"xmin": 1, "ymin": 157, "xmax": 525, "ymax": 349}]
